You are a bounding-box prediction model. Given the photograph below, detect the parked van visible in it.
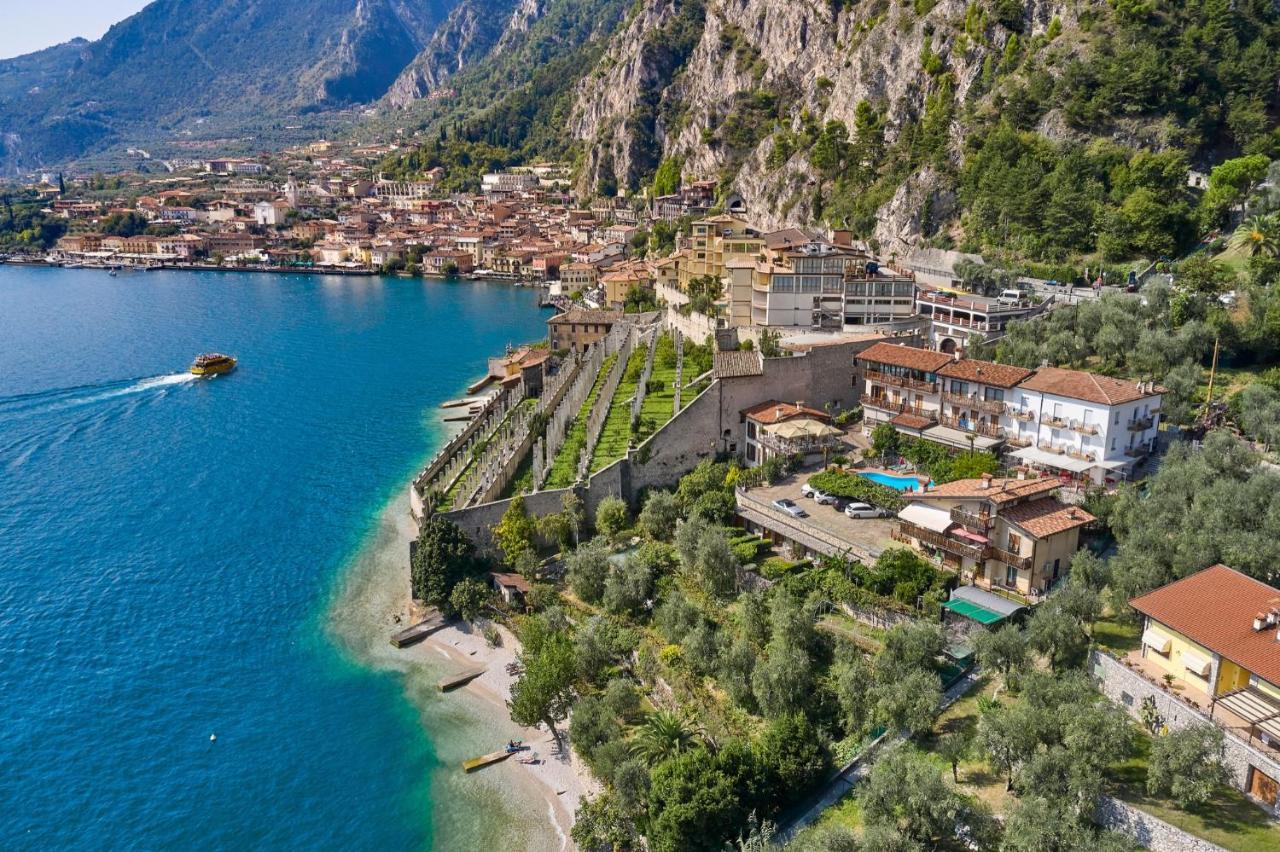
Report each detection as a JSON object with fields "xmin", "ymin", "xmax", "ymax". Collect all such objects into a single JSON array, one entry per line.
[{"xmin": 996, "ymin": 288, "xmax": 1025, "ymax": 306}]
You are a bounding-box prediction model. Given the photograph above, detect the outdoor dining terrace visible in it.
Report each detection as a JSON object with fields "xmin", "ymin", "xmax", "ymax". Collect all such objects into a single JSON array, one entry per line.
[{"xmin": 863, "ymin": 368, "xmax": 938, "ymax": 393}]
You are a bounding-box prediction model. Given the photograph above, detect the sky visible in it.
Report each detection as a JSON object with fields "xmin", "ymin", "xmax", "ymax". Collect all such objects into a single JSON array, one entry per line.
[{"xmin": 1, "ymin": 1, "xmax": 151, "ymax": 60}]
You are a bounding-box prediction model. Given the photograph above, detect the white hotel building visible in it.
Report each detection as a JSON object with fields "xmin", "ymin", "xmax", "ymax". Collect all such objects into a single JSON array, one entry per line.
[{"xmin": 857, "ymin": 343, "xmax": 1164, "ymax": 485}]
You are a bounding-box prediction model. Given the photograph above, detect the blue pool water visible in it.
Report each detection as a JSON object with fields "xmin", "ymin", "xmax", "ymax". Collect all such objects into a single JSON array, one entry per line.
[
  {"xmin": 0, "ymin": 267, "xmax": 547, "ymax": 849},
  {"xmin": 858, "ymin": 470, "xmax": 931, "ymax": 492}
]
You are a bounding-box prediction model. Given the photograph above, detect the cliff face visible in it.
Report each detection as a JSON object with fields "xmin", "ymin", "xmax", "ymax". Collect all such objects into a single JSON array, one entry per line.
[{"xmin": 568, "ymin": 0, "xmax": 1068, "ymax": 254}]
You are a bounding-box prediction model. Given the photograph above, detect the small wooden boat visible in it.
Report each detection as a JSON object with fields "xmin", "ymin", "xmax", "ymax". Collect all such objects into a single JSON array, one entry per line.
[{"xmin": 462, "ymin": 742, "xmax": 528, "ymax": 773}]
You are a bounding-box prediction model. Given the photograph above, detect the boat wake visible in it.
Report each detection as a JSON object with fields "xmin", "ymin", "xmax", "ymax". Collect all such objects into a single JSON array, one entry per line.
[{"xmin": 0, "ymin": 372, "xmax": 198, "ymax": 421}]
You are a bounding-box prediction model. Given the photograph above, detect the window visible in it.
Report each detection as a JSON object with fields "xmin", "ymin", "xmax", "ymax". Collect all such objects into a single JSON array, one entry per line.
[
  {"xmin": 1006, "ymin": 564, "xmax": 1018, "ymax": 585},
  {"xmin": 1007, "ymin": 532, "xmax": 1022, "ymax": 553},
  {"xmin": 1114, "ymin": 410, "xmax": 1120, "ymax": 425},
  {"xmin": 746, "ymin": 422, "xmax": 757, "ymax": 439}
]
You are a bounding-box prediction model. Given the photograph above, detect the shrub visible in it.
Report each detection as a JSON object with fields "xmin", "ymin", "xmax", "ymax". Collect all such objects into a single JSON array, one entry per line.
[
  {"xmin": 807, "ymin": 470, "xmax": 906, "ymax": 511},
  {"xmin": 595, "ymin": 496, "xmax": 631, "ymax": 538}
]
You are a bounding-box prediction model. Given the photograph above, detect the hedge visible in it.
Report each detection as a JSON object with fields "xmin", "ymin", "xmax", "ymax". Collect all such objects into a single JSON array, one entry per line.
[{"xmin": 806, "ymin": 470, "xmax": 906, "ymax": 512}]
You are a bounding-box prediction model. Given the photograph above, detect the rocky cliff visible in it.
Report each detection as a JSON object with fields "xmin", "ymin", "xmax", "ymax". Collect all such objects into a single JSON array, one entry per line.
[{"xmin": 569, "ymin": 0, "xmax": 1070, "ymax": 254}]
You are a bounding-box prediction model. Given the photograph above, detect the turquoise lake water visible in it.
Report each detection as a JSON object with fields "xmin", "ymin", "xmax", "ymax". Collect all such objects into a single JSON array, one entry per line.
[{"xmin": 0, "ymin": 267, "xmax": 548, "ymax": 849}]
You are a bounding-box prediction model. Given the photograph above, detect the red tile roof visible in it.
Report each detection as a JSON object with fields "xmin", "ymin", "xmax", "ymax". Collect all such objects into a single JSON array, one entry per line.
[
  {"xmin": 1130, "ymin": 565, "xmax": 1280, "ymax": 688},
  {"xmin": 714, "ymin": 351, "xmax": 764, "ymax": 379},
  {"xmin": 742, "ymin": 400, "xmax": 828, "ymax": 424},
  {"xmin": 999, "ymin": 498, "xmax": 1094, "ymax": 538},
  {"xmin": 890, "ymin": 412, "xmax": 935, "ymax": 430},
  {"xmin": 938, "ymin": 358, "xmax": 1034, "ymax": 388},
  {"xmin": 913, "ymin": 476, "xmax": 1061, "ymax": 505},
  {"xmin": 1016, "ymin": 367, "xmax": 1165, "ymax": 406},
  {"xmin": 857, "ymin": 342, "xmax": 953, "ymax": 373}
]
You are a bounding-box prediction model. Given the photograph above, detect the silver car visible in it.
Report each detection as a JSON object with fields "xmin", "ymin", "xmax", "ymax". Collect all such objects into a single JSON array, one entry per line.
[
  {"xmin": 844, "ymin": 501, "xmax": 888, "ymax": 519},
  {"xmin": 773, "ymin": 498, "xmax": 808, "ymax": 518},
  {"xmin": 811, "ymin": 489, "xmax": 839, "ymax": 506}
]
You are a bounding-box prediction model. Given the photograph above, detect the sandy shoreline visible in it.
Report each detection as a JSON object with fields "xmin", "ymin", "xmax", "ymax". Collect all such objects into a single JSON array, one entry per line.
[{"xmin": 326, "ymin": 490, "xmax": 594, "ymax": 851}]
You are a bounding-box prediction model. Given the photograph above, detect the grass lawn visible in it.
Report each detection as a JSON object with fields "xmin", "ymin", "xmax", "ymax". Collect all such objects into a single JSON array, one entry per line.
[
  {"xmin": 1212, "ymin": 243, "xmax": 1251, "ymax": 283},
  {"xmin": 1092, "ymin": 613, "xmax": 1142, "ymax": 656},
  {"xmin": 817, "ymin": 613, "xmax": 887, "ymax": 655},
  {"xmin": 918, "ymin": 675, "xmax": 1019, "ymax": 817},
  {"xmin": 1109, "ymin": 731, "xmax": 1280, "ymax": 852},
  {"xmin": 808, "ymin": 792, "xmax": 864, "ymax": 834},
  {"xmin": 591, "ymin": 347, "xmax": 646, "ymax": 472},
  {"xmin": 545, "ymin": 354, "xmax": 616, "ymax": 488}
]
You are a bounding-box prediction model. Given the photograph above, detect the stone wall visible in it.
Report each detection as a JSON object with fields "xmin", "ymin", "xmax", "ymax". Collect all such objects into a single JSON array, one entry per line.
[
  {"xmin": 1091, "ymin": 650, "xmax": 1280, "ymax": 816},
  {"xmin": 1095, "ymin": 796, "xmax": 1226, "ymax": 852}
]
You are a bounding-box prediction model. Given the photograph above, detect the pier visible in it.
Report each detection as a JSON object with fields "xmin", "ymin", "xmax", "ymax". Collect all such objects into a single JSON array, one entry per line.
[
  {"xmin": 438, "ymin": 666, "xmax": 487, "ymax": 692},
  {"xmin": 389, "ymin": 610, "xmax": 446, "ymax": 648}
]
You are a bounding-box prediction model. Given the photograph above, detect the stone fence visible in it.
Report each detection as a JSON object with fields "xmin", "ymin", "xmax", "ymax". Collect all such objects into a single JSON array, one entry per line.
[{"xmin": 1095, "ymin": 796, "xmax": 1226, "ymax": 852}]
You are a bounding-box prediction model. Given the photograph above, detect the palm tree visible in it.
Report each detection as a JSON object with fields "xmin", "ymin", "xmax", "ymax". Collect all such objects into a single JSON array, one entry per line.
[
  {"xmin": 1230, "ymin": 214, "xmax": 1279, "ymax": 257},
  {"xmin": 629, "ymin": 711, "xmax": 695, "ymax": 762}
]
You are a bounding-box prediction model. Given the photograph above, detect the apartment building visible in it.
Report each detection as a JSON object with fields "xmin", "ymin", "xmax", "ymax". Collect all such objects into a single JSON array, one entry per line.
[
  {"xmin": 894, "ymin": 474, "xmax": 1094, "ymax": 597},
  {"xmin": 677, "ymin": 215, "xmax": 762, "ymax": 292},
  {"xmin": 857, "ymin": 344, "xmax": 1165, "ymax": 484}
]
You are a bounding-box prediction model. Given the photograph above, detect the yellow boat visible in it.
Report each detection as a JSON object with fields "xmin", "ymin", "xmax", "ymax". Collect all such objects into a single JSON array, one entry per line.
[{"xmin": 190, "ymin": 353, "xmax": 237, "ymax": 376}]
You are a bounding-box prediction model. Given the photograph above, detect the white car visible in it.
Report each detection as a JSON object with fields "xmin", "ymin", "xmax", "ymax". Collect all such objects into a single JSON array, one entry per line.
[
  {"xmin": 844, "ymin": 501, "xmax": 887, "ymax": 519},
  {"xmin": 799, "ymin": 482, "xmax": 818, "ymax": 498},
  {"xmin": 811, "ymin": 489, "xmax": 839, "ymax": 505},
  {"xmin": 773, "ymin": 498, "xmax": 808, "ymax": 518}
]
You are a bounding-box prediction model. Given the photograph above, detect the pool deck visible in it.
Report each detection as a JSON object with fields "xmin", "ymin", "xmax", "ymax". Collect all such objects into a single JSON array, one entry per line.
[{"xmin": 856, "ymin": 467, "xmax": 931, "ymax": 493}]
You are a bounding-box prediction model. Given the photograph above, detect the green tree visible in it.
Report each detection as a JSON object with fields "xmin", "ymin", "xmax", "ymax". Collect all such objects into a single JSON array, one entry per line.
[
  {"xmin": 508, "ymin": 631, "xmax": 577, "ymax": 743},
  {"xmin": 631, "ymin": 711, "xmax": 696, "ymax": 763},
  {"xmin": 973, "ymin": 624, "xmax": 1030, "ymax": 680},
  {"xmin": 595, "ymin": 495, "xmax": 630, "ymax": 538},
  {"xmin": 603, "ymin": 556, "xmax": 654, "ymax": 616},
  {"xmin": 861, "ymin": 746, "xmax": 974, "ymax": 847},
  {"xmin": 449, "ymin": 577, "xmax": 490, "ymax": 622},
  {"xmin": 639, "ymin": 489, "xmax": 680, "ymax": 540},
  {"xmin": 567, "ymin": 537, "xmax": 612, "ymax": 604},
  {"xmin": 1146, "ymin": 724, "xmax": 1230, "ymax": 806},
  {"xmin": 409, "ymin": 516, "xmax": 478, "ymax": 610},
  {"xmin": 756, "ymin": 713, "xmax": 829, "ymax": 799},
  {"xmin": 937, "ymin": 731, "xmax": 971, "ymax": 783},
  {"xmin": 492, "ymin": 495, "xmax": 538, "ymax": 569},
  {"xmin": 1026, "ymin": 603, "xmax": 1089, "ymax": 671},
  {"xmin": 647, "ymin": 748, "xmax": 745, "ymax": 852},
  {"xmin": 978, "ymin": 701, "xmax": 1039, "ymax": 790}
]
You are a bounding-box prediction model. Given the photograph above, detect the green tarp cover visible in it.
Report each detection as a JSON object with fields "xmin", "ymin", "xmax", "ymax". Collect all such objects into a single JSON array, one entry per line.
[{"xmin": 943, "ymin": 598, "xmax": 1006, "ymax": 625}]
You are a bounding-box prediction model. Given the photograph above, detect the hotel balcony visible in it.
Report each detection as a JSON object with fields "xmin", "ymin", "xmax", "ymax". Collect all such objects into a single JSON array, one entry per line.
[
  {"xmin": 1127, "ymin": 416, "xmax": 1154, "ymax": 432},
  {"xmin": 1071, "ymin": 421, "xmax": 1101, "ymax": 436},
  {"xmin": 864, "ymin": 369, "xmax": 938, "ymax": 394},
  {"xmin": 937, "ymin": 414, "xmax": 1003, "ymax": 439},
  {"xmin": 941, "ymin": 392, "xmax": 1007, "ymax": 415},
  {"xmin": 1004, "ymin": 434, "xmax": 1034, "ymax": 448},
  {"xmin": 861, "ymin": 394, "xmax": 929, "ymax": 416},
  {"xmin": 1125, "ymin": 444, "xmax": 1149, "ymax": 459},
  {"xmin": 950, "ymin": 506, "xmax": 993, "ymax": 531},
  {"xmin": 895, "ymin": 521, "xmax": 987, "ymax": 562},
  {"xmin": 1010, "ymin": 408, "xmax": 1037, "ymax": 422},
  {"xmin": 1043, "ymin": 415, "xmax": 1070, "ymax": 429},
  {"xmin": 989, "ymin": 546, "xmax": 1033, "ymax": 573}
]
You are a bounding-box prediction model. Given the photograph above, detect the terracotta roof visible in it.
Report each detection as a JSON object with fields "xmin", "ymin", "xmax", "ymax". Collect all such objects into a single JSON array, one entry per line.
[
  {"xmin": 890, "ymin": 412, "xmax": 935, "ymax": 430},
  {"xmin": 547, "ymin": 309, "xmax": 623, "ymax": 325},
  {"xmin": 742, "ymin": 400, "xmax": 830, "ymax": 424},
  {"xmin": 714, "ymin": 350, "xmax": 763, "ymax": 379},
  {"xmin": 489, "ymin": 571, "xmax": 532, "ymax": 594},
  {"xmin": 1130, "ymin": 565, "xmax": 1280, "ymax": 688},
  {"xmin": 1016, "ymin": 367, "xmax": 1165, "ymax": 406},
  {"xmin": 938, "ymin": 358, "xmax": 1033, "ymax": 388},
  {"xmin": 914, "ymin": 476, "xmax": 1061, "ymax": 505},
  {"xmin": 857, "ymin": 342, "xmax": 952, "ymax": 373},
  {"xmin": 999, "ymin": 498, "xmax": 1094, "ymax": 538}
]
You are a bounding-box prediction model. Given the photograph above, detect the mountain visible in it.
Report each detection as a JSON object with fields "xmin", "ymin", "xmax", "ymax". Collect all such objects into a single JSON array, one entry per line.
[{"xmin": 0, "ymin": 0, "xmax": 470, "ymax": 170}]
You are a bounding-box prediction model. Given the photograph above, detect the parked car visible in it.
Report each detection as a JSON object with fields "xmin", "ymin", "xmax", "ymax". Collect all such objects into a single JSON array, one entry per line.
[
  {"xmin": 800, "ymin": 482, "xmax": 818, "ymax": 498},
  {"xmin": 773, "ymin": 498, "xmax": 808, "ymax": 518},
  {"xmin": 844, "ymin": 501, "xmax": 888, "ymax": 519},
  {"xmin": 811, "ymin": 489, "xmax": 839, "ymax": 505}
]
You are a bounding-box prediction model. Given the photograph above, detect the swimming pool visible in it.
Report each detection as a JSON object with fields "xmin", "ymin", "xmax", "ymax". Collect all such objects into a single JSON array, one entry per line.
[{"xmin": 858, "ymin": 470, "xmax": 931, "ymax": 492}]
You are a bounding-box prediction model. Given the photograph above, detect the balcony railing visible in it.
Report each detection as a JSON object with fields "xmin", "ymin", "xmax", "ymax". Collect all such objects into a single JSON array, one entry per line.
[
  {"xmin": 990, "ymin": 547, "xmax": 1033, "ymax": 572},
  {"xmin": 950, "ymin": 507, "xmax": 993, "ymax": 531},
  {"xmin": 897, "ymin": 521, "xmax": 987, "ymax": 562},
  {"xmin": 1005, "ymin": 434, "xmax": 1033, "ymax": 448},
  {"xmin": 861, "ymin": 394, "xmax": 930, "ymax": 417},
  {"xmin": 1125, "ymin": 445, "xmax": 1149, "ymax": 458},
  {"xmin": 1043, "ymin": 415, "xmax": 1070, "ymax": 429},
  {"xmin": 941, "ymin": 392, "xmax": 1007, "ymax": 415},
  {"xmin": 1010, "ymin": 408, "xmax": 1037, "ymax": 422},
  {"xmin": 864, "ymin": 369, "xmax": 938, "ymax": 393},
  {"xmin": 937, "ymin": 414, "xmax": 1003, "ymax": 439},
  {"xmin": 1127, "ymin": 416, "xmax": 1154, "ymax": 432},
  {"xmin": 1071, "ymin": 421, "xmax": 1100, "ymax": 436}
]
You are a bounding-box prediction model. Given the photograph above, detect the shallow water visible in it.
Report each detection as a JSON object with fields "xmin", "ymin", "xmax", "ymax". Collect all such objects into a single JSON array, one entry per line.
[{"xmin": 0, "ymin": 267, "xmax": 548, "ymax": 849}]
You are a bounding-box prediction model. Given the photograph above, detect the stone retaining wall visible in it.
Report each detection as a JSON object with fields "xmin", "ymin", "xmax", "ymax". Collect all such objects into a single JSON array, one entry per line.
[{"xmin": 1095, "ymin": 796, "xmax": 1226, "ymax": 852}]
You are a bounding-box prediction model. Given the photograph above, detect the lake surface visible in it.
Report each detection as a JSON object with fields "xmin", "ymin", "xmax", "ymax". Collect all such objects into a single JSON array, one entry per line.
[{"xmin": 0, "ymin": 267, "xmax": 547, "ymax": 849}]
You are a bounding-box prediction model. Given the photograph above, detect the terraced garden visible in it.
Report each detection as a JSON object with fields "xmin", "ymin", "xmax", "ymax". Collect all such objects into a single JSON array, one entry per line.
[
  {"xmin": 590, "ymin": 347, "xmax": 648, "ymax": 472},
  {"xmin": 544, "ymin": 353, "xmax": 616, "ymax": 488}
]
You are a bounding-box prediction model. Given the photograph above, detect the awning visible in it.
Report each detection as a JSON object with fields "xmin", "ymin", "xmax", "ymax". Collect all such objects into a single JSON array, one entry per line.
[
  {"xmin": 1141, "ymin": 628, "xmax": 1171, "ymax": 654},
  {"xmin": 1011, "ymin": 446, "xmax": 1096, "ymax": 473},
  {"xmin": 898, "ymin": 502, "xmax": 954, "ymax": 533},
  {"xmin": 943, "ymin": 598, "xmax": 1006, "ymax": 625},
  {"xmin": 1181, "ymin": 649, "xmax": 1212, "ymax": 678},
  {"xmin": 920, "ymin": 424, "xmax": 1002, "ymax": 451},
  {"xmin": 952, "ymin": 528, "xmax": 989, "ymax": 544},
  {"xmin": 1215, "ymin": 688, "xmax": 1280, "ymax": 741}
]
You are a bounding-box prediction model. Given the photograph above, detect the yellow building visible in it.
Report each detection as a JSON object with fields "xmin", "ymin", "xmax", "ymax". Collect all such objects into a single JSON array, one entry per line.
[
  {"xmin": 1130, "ymin": 564, "xmax": 1280, "ymax": 806},
  {"xmin": 677, "ymin": 215, "xmax": 761, "ymax": 293}
]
